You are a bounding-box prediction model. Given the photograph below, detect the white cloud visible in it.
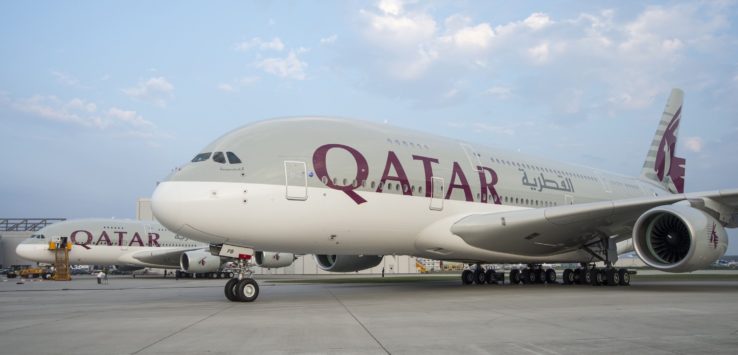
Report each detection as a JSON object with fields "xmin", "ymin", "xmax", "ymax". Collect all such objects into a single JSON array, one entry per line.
[
  {"xmin": 52, "ymin": 71, "xmax": 86, "ymax": 88},
  {"xmin": 257, "ymin": 51, "xmax": 307, "ymax": 80},
  {"xmin": 320, "ymin": 34, "xmax": 338, "ymax": 45},
  {"xmin": 527, "ymin": 42, "xmax": 550, "ymax": 63},
  {"xmin": 439, "ymin": 23, "xmax": 494, "ymax": 50},
  {"xmin": 216, "ymin": 76, "xmax": 260, "ymax": 93},
  {"xmin": 234, "ymin": 37, "xmax": 285, "ymax": 51},
  {"xmin": 217, "ymin": 83, "xmax": 236, "ymax": 92},
  {"xmin": 685, "ymin": 137, "xmax": 704, "ymax": 152},
  {"xmin": 123, "ymin": 77, "xmax": 174, "ymax": 107},
  {"xmin": 523, "ymin": 13, "xmax": 552, "ymax": 30},
  {"xmin": 485, "ymin": 86, "xmax": 512, "ymax": 100},
  {"xmin": 107, "ymin": 107, "xmax": 154, "ymax": 128},
  {"xmin": 4, "ymin": 94, "xmax": 156, "ymax": 133},
  {"xmin": 378, "ymin": 0, "xmax": 404, "ymax": 16}
]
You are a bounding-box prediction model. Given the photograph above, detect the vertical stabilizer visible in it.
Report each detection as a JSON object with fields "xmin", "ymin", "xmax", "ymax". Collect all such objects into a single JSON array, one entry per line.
[{"xmin": 640, "ymin": 88, "xmax": 686, "ymax": 193}]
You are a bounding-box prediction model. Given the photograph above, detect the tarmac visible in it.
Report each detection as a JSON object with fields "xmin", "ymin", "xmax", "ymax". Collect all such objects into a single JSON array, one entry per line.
[{"xmin": 1, "ymin": 273, "xmax": 737, "ymax": 354}]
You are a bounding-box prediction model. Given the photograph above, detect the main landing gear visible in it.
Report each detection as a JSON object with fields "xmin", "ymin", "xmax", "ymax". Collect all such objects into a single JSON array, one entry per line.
[
  {"xmin": 460, "ymin": 263, "xmax": 633, "ymax": 287},
  {"xmin": 560, "ymin": 263, "xmax": 631, "ymax": 286},
  {"xmin": 223, "ymin": 258, "xmax": 260, "ymax": 302},
  {"xmin": 461, "ymin": 264, "xmax": 505, "ymax": 285}
]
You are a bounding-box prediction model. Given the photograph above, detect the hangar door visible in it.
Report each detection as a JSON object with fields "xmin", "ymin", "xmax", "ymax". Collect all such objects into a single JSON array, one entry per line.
[{"xmin": 284, "ymin": 161, "xmax": 308, "ymax": 200}]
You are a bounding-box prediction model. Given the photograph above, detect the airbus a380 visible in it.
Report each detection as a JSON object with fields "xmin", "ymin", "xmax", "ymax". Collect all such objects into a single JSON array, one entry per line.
[
  {"xmin": 151, "ymin": 89, "xmax": 736, "ymax": 302},
  {"xmin": 15, "ymin": 219, "xmax": 296, "ymax": 277}
]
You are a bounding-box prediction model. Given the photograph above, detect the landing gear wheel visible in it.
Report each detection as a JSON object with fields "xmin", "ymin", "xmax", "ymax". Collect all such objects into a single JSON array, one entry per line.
[
  {"xmin": 545, "ymin": 269, "xmax": 557, "ymax": 284},
  {"xmin": 461, "ymin": 269, "xmax": 474, "ymax": 285},
  {"xmin": 485, "ymin": 269, "xmax": 497, "ymax": 284},
  {"xmin": 533, "ymin": 269, "xmax": 544, "ymax": 283},
  {"xmin": 563, "ymin": 269, "xmax": 574, "ymax": 285},
  {"xmin": 574, "ymin": 268, "xmax": 583, "ymax": 284},
  {"xmin": 235, "ymin": 278, "xmax": 259, "ymax": 302},
  {"xmin": 224, "ymin": 278, "xmax": 239, "ymax": 302},
  {"xmin": 473, "ymin": 269, "xmax": 486, "ymax": 285},
  {"xmin": 618, "ymin": 269, "xmax": 630, "ymax": 286},
  {"xmin": 606, "ymin": 268, "xmax": 620, "ymax": 286},
  {"xmin": 583, "ymin": 268, "xmax": 593, "ymax": 285},
  {"xmin": 590, "ymin": 268, "xmax": 603, "ymax": 286},
  {"xmin": 510, "ymin": 269, "xmax": 521, "ymax": 284}
]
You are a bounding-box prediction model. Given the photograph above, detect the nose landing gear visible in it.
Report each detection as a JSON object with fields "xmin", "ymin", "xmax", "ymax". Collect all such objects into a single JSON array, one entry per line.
[{"xmin": 223, "ymin": 258, "xmax": 260, "ymax": 302}]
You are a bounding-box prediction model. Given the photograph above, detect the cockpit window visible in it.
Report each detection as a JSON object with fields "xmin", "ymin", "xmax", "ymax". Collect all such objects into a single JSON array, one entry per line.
[
  {"xmin": 212, "ymin": 152, "xmax": 226, "ymax": 164},
  {"xmin": 191, "ymin": 152, "xmax": 212, "ymax": 162},
  {"xmin": 226, "ymin": 152, "xmax": 242, "ymax": 164}
]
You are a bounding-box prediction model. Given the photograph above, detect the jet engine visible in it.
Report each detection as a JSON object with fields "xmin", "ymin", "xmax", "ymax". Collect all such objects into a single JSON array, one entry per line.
[
  {"xmin": 254, "ymin": 251, "xmax": 295, "ymax": 268},
  {"xmin": 314, "ymin": 254, "xmax": 383, "ymax": 272},
  {"xmin": 633, "ymin": 204, "xmax": 728, "ymax": 272},
  {"xmin": 180, "ymin": 250, "xmax": 222, "ymax": 273}
]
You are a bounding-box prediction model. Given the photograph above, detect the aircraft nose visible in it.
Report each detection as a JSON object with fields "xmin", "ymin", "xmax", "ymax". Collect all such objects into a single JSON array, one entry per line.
[
  {"xmin": 15, "ymin": 243, "xmax": 37, "ymax": 261},
  {"xmin": 151, "ymin": 181, "xmax": 187, "ymax": 233}
]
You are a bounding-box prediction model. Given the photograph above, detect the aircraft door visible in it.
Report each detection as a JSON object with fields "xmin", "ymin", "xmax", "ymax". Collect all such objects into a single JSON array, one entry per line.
[
  {"xmin": 284, "ymin": 161, "xmax": 308, "ymax": 201},
  {"xmin": 430, "ymin": 177, "xmax": 444, "ymax": 211}
]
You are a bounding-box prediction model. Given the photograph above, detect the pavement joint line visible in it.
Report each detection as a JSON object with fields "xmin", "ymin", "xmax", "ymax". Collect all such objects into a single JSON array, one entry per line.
[
  {"xmin": 327, "ymin": 288, "xmax": 391, "ymax": 355},
  {"xmin": 130, "ymin": 303, "xmax": 235, "ymax": 355}
]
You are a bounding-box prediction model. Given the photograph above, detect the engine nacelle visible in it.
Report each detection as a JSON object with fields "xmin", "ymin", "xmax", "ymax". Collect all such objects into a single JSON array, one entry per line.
[
  {"xmin": 180, "ymin": 250, "xmax": 222, "ymax": 273},
  {"xmin": 314, "ymin": 254, "xmax": 383, "ymax": 272},
  {"xmin": 633, "ymin": 204, "xmax": 728, "ymax": 272},
  {"xmin": 254, "ymin": 251, "xmax": 295, "ymax": 268}
]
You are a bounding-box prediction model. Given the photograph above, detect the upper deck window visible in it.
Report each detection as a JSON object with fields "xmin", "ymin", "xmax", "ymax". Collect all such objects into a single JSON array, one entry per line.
[
  {"xmin": 191, "ymin": 152, "xmax": 212, "ymax": 162},
  {"xmin": 226, "ymin": 152, "xmax": 242, "ymax": 164},
  {"xmin": 212, "ymin": 152, "xmax": 226, "ymax": 164}
]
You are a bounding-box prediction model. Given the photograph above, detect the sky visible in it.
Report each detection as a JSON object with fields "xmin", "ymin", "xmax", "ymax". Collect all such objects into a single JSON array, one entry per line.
[{"xmin": 1, "ymin": 1, "xmax": 738, "ymax": 252}]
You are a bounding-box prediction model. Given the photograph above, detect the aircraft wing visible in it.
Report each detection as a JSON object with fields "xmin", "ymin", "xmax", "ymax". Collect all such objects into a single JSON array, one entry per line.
[
  {"xmin": 130, "ymin": 248, "xmax": 201, "ymax": 268},
  {"xmin": 450, "ymin": 189, "xmax": 738, "ymax": 256}
]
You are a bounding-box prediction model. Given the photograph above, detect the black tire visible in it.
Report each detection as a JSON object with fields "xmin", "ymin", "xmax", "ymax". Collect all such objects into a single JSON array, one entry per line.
[
  {"xmin": 484, "ymin": 269, "xmax": 497, "ymax": 284},
  {"xmin": 619, "ymin": 269, "xmax": 630, "ymax": 286},
  {"xmin": 590, "ymin": 269, "xmax": 603, "ymax": 286},
  {"xmin": 545, "ymin": 269, "xmax": 557, "ymax": 284},
  {"xmin": 574, "ymin": 268, "xmax": 582, "ymax": 284},
  {"xmin": 606, "ymin": 269, "xmax": 619, "ymax": 286},
  {"xmin": 224, "ymin": 278, "xmax": 239, "ymax": 302},
  {"xmin": 533, "ymin": 269, "xmax": 544, "ymax": 283},
  {"xmin": 461, "ymin": 270, "xmax": 474, "ymax": 285},
  {"xmin": 473, "ymin": 269, "xmax": 486, "ymax": 285},
  {"xmin": 562, "ymin": 269, "xmax": 573, "ymax": 285},
  {"xmin": 510, "ymin": 269, "xmax": 521, "ymax": 284},
  {"xmin": 235, "ymin": 278, "xmax": 259, "ymax": 302},
  {"xmin": 583, "ymin": 268, "xmax": 593, "ymax": 285}
]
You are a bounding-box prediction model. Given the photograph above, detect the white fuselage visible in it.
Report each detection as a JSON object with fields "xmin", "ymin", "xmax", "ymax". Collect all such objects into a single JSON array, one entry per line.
[
  {"xmin": 15, "ymin": 219, "xmax": 204, "ymax": 268},
  {"xmin": 151, "ymin": 117, "xmax": 670, "ymax": 264}
]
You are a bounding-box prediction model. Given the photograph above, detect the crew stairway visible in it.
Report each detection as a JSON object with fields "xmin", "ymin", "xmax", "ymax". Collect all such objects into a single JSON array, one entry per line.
[{"xmin": 48, "ymin": 237, "xmax": 72, "ymax": 281}]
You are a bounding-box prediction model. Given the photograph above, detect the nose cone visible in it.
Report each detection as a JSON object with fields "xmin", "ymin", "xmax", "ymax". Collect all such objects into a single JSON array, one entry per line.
[
  {"xmin": 151, "ymin": 181, "xmax": 186, "ymax": 233},
  {"xmin": 16, "ymin": 243, "xmax": 39, "ymax": 261}
]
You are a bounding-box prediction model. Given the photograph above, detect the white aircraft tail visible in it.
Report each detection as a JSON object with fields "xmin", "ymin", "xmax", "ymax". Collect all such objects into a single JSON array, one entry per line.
[{"xmin": 640, "ymin": 88, "xmax": 686, "ymax": 193}]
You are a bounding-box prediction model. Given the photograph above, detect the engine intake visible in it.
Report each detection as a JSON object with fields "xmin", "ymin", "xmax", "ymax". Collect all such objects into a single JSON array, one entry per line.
[
  {"xmin": 254, "ymin": 251, "xmax": 295, "ymax": 268},
  {"xmin": 633, "ymin": 204, "xmax": 728, "ymax": 272},
  {"xmin": 180, "ymin": 250, "xmax": 222, "ymax": 273},
  {"xmin": 314, "ymin": 254, "xmax": 383, "ymax": 272}
]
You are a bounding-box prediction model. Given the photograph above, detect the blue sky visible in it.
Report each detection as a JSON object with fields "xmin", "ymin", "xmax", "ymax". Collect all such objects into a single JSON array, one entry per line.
[{"xmin": 2, "ymin": 1, "xmax": 738, "ymax": 252}]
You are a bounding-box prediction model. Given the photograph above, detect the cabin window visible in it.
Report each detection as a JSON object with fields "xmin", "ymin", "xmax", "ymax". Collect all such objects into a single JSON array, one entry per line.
[
  {"xmin": 418, "ymin": 186, "xmax": 423, "ymax": 195},
  {"xmin": 191, "ymin": 152, "xmax": 211, "ymax": 162}
]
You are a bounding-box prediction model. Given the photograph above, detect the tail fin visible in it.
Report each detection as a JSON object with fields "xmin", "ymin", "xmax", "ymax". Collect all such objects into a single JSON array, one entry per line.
[{"xmin": 640, "ymin": 88, "xmax": 686, "ymax": 193}]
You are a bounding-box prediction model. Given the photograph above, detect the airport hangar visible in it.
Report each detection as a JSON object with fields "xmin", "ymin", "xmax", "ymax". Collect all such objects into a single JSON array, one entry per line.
[{"xmin": 0, "ymin": 198, "xmax": 421, "ymax": 274}]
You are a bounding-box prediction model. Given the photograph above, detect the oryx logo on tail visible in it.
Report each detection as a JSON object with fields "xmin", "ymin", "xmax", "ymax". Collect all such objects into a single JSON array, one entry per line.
[{"xmin": 654, "ymin": 106, "xmax": 686, "ymax": 193}]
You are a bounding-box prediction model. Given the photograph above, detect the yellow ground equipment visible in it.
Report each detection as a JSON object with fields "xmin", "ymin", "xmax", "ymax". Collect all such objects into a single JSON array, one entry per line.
[
  {"xmin": 18, "ymin": 267, "xmax": 53, "ymax": 279},
  {"xmin": 48, "ymin": 237, "xmax": 72, "ymax": 281},
  {"xmin": 415, "ymin": 260, "xmax": 428, "ymax": 273}
]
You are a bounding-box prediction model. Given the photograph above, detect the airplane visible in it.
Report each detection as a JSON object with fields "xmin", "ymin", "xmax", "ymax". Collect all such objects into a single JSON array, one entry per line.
[
  {"xmin": 150, "ymin": 88, "xmax": 736, "ymax": 302},
  {"xmin": 15, "ymin": 219, "xmax": 296, "ymax": 278}
]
